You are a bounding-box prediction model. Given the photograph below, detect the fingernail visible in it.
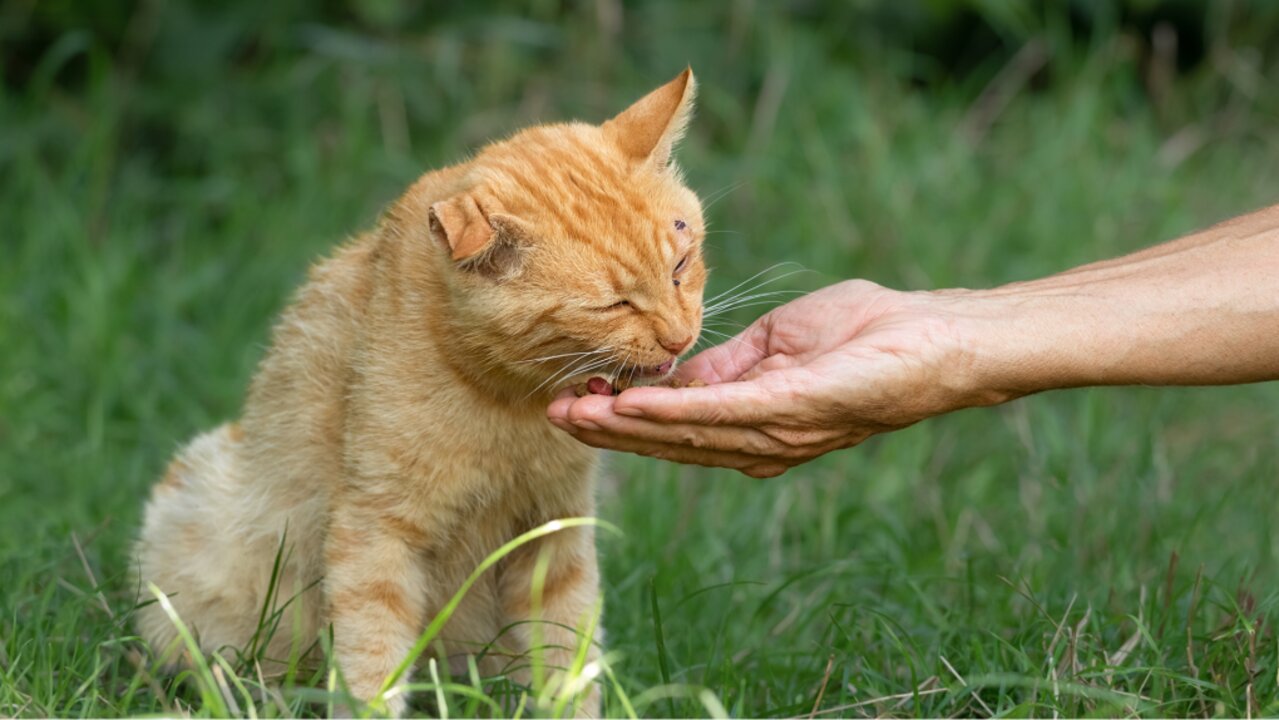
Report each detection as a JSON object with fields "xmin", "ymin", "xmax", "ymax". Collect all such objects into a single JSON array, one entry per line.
[
  {"xmin": 574, "ymin": 419, "xmax": 603, "ymax": 431},
  {"xmin": 614, "ymin": 407, "xmax": 642, "ymax": 418}
]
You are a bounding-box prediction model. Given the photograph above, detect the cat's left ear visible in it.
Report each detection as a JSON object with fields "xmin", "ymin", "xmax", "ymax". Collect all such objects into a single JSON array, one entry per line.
[
  {"xmin": 603, "ymin": 67, "xmax": 697, "ymax": 170},
  {"xmin": 428, "ymin": 195, "xmax": 532, "ymax": 280}
]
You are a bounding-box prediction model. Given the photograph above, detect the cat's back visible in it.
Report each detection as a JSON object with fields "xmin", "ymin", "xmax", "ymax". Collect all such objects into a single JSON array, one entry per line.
[{"xmin": 238, "ymin": 234, "xmax": 387, "ymax": 484}]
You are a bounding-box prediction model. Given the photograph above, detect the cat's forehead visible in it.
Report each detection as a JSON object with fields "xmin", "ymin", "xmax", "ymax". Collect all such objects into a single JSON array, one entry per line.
[{"xmin": 478, "ymin": 124, "xmax": 701, "ymax": 226}]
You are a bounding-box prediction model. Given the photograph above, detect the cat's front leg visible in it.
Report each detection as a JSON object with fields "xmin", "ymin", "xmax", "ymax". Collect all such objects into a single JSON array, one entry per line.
[
  {"xmin": 499, "ymin": 524, "xmax": 603, "ymax": 717},
  {"xmin": 325, "ymin": 503, "xmax": 430, "ymax": 717}
]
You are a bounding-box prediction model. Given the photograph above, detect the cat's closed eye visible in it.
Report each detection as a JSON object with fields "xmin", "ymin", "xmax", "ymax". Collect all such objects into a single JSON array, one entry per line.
[{"xmin": 673, "ymin": 254, "xmax": 690, "ymax": 286}]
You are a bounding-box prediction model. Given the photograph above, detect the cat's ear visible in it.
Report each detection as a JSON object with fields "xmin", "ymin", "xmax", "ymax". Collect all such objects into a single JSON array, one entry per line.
[
  {"xmin": 428, "ymin": 195, "xmax": 531, "ymax": 279},
  {"xmin": 603, "ymin": 67, "xmax": 696, "ymax": 170}
]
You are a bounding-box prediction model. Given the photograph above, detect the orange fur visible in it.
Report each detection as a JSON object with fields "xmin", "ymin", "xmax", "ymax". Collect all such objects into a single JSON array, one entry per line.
[{"xmin": 133, "ymin": 69, "xmax": 706, "ymax": 717}]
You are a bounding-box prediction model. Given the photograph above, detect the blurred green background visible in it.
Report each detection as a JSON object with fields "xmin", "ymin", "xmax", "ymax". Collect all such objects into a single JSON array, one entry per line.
[{"xmin": 3, "ymin": 1, "xmax": 1279, "ymax": 716}]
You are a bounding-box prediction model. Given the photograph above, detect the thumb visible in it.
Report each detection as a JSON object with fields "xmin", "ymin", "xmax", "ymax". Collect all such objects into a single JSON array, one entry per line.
[{"xmin": 677, "ymin": 322, "xmax": 770, "ymax": 384}]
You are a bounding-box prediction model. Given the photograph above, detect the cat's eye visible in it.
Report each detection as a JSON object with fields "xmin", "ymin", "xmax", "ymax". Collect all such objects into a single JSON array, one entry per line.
[
  {"xmin": 672, "ymin": 254, "xmax": 690, "ymax": 287},
  {"xmin": 605, "ymin": 299, "xmax": 631, "ymax": 310}
]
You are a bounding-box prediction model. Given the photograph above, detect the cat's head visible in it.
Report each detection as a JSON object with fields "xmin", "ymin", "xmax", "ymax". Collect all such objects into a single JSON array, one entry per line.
[{"xmin": 416, "ymin": 69, "xmax": 707, "ymax": 397}]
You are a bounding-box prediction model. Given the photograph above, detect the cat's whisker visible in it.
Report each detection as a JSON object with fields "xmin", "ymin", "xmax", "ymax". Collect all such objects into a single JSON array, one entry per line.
[
  {"xmin": 529, "ymin": 359, "xmax": 611, "ymax": 399},
  {"xmin": 703, "ymin": 290, "xmax": 809, "ymax": 318},
  {"xmin": 703, "ymin": 289, "xmax": 806, "ymax": 318},
  {"xmin": 626, "ymin": 351, "xmax": 640, "ymax": 389},
  {"xmin": 516, "ymin": 347, "xmax": 614, "ymax": 365},
  {"xmin": 699, "ymin": 326, "xmax": 767, "ymax": 356},
  {"xmin": 709, "ymin": 287, "xmax": 809, "ymax": 303},
  {"xmin": 615, "ymin": 350, "xmax": 629, "ymax": 384},
  {"xmin": 705, "ymin": 287, "xmax": 809, "ymax": 311},
  {"xmin": 559, "ymin": 355, "xmax": 615, "ymax": 386},
  {"xmin": 701, "ymin": 318, "xmax": 751, "ymax": 332},
  {"xmin": 519, "ymin": 345, "xmax": 613, "ymax": 396},
  {"xmin": 703, "ymin": 269, "xmax": 811, "ymax": 314},
  {"xmin": 699, "ymin": 180, "xmax": 744, "ymax": 212},
  {"xmin": 693, "ymin": 315, "xmax": 752, "ymax": 351},
  {"xmin": 525, "ymin": 353, "xmax": 615, "ymax": 399},
  {"xmin": 705, "ymin": 299, "xmax": 803, "ymax": 319},
  {"xmin": 702, "ymin": 262, "xmax": 805, "ymax": 306}
]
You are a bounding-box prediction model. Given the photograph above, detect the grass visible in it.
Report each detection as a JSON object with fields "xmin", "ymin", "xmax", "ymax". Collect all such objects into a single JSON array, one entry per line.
[{"xmin": 3, "ymin": 2, "xmax": 1279, "ymax": 717}]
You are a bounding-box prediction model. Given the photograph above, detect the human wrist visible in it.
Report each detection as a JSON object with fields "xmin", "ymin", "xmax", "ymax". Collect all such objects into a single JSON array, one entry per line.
[
  {"xmin": 937, "ymin": 271, "xmax": 1211, "ymax": 399},
  {"xmin": 922, "ymin": 204, "xmax": 1279, "ymax": 401},
  {"xmin": 927, "ymin": 284, "xmax": 1104, "ymax": 407}
]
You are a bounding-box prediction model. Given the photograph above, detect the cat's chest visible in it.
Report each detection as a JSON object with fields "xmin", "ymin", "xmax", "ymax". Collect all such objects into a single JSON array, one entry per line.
[
  {"xmin": 381, "ymin": 399, "xmax": 595, "ymax": 494},
  {"xmin": 397, "ymin": 414, "xmax": 597, "ymax": 546},
  {"xmin": 349, "ymin": 368, "xmax": 597, "ymax": 510},
  {"xmin": 458, "ymin": 412, "xmax": 594, "ymax": 483}
]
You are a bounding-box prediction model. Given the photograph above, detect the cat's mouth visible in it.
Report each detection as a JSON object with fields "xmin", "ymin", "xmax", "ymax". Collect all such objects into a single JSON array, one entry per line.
[
  {"xmin": 638, "ymin": 358, "xmax": 676, "ymax": 377},
  {"xmin": 591, "ymin": 357, "xmax": 677, "ymax": 388}
]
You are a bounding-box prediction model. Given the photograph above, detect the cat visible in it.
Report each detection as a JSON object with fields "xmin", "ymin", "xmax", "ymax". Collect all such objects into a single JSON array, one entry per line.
[{"xmin": 133, "ymin": 69, "xmax": 707, "ymax": 717}]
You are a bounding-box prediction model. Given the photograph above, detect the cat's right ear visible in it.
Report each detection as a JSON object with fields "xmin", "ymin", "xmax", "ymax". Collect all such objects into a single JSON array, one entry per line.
[
  {"xmin": 603, "ymin": 67, "xmax": 697, "ymax": 170},
  {"xmin": 428, "ymin": 195, "xmax": 531, "ymax": 280}
]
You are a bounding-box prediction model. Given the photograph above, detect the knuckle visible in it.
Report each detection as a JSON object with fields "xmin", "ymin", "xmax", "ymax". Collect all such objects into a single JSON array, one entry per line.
[
  {"xmin": 682, "ymin": 432, "xmax": 708, "ymax": 449},
  {"xmin": 743, "ymin": 464, "xmax": 787, "ymax": 479},
  {"xmin": 743, "ymin": 434, "xmax": 786, "ymax": 457},
  {"xmin": 781, "ymin": 445, "xmax": 814, "ymax": 461},
  {"xmin": 758, "ymin": 426, "xmax": 821, "ymax": 454}
]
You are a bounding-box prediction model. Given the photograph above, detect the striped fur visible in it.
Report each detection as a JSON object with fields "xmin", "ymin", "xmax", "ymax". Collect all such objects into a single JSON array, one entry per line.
[{"xmin": 133, "ymin": 70, "xmax": 706, "ymax": 717}]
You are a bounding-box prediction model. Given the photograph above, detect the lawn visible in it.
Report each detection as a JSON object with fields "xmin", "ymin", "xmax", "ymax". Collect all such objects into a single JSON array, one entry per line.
[{"xmin": 3, "ymin": 2, "xmax": 1279, "ymax": 717}]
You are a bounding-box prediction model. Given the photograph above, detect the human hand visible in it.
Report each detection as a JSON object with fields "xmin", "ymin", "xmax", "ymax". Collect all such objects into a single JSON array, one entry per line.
[{"xmin": 546, "ymin": 280, "xmax": 989, "ymax": 477}]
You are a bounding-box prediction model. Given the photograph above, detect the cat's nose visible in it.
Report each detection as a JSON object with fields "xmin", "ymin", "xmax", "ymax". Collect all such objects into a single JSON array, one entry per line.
[{"xmin": 659, "ymin": 335, "xmax": 693, "ymax": 355}]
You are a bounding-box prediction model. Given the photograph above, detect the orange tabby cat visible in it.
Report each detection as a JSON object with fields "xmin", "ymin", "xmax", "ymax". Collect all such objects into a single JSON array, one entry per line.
[{"xmin": 134, "ymin": 69, "xmax": 706, "ymax": 716}]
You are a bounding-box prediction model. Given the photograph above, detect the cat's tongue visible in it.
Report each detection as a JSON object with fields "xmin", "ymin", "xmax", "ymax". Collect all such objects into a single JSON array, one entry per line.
[{"xmin": 585, "ymin": 377, "xmax": 614, "ymax": 396}]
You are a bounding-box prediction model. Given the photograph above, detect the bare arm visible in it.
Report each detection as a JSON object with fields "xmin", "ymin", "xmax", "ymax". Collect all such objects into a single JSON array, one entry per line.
[
  {"xmin": 546, "ymin": 204, "xmax": 1279, "ymax": 477},
  {"xmin": 964, "ymin": 204, "xmax": 1279, "ymax": 392}
]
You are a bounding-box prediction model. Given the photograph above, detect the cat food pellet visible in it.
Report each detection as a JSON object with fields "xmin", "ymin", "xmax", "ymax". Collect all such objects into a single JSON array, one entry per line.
[
  {"xmin": 664, "ymin": 377, "xmax": 707, "ymax": 389},
  {"xmin": 573, "ymin": 376, "xmax": 703, "ymax": 396}
]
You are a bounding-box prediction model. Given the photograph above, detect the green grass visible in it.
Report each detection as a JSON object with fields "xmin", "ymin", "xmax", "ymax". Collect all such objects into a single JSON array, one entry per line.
[{"xmin": 4, "ymin": 3, "xmax": 1279, "ymax": 717}]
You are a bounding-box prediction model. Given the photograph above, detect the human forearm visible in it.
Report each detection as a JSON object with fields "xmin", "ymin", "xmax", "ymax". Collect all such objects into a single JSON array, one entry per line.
[{"xmin": 950, "ymin": 204, "xmax": 1279, "ymax": 401}]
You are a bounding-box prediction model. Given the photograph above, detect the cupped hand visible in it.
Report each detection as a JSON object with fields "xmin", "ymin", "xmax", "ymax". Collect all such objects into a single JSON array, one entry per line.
[{"xmin": 546, "ymin": 280, "xmax": 984, "ymax": 477}]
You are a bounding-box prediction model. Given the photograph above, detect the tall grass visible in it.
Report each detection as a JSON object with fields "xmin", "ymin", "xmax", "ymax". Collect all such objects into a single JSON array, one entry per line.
[{"xmin": 2, "ymin": 2, "xmax": 1278, "ymax": 716}]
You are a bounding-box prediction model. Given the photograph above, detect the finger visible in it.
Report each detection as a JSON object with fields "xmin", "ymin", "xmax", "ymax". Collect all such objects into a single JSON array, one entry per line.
[
  {"xmin": 547, "ymin": 398, "xmax": 788, "ymax": 474},
  {"xmin": 546, "ymin": 391, "xmax": 583, "ymax": 430},
  {"xmin": 574, "ymin": 410, "xmax": 797, "ymax": 459},
  {"xmin": 611, "ymin": 378, "xmax": 787, "ymax": 425},
  {"xmin": 567, "ymin": 427, "xmax": 789, "ymax": 478},
  {"xmin": 678, "ymin": 322, "xmax": 770, "ymax": 383}
]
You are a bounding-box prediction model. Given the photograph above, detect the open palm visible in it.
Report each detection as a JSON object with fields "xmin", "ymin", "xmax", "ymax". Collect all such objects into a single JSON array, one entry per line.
[{"xmin": 547, "ymin": 280, "xmax": 971, "ymax": 477}]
